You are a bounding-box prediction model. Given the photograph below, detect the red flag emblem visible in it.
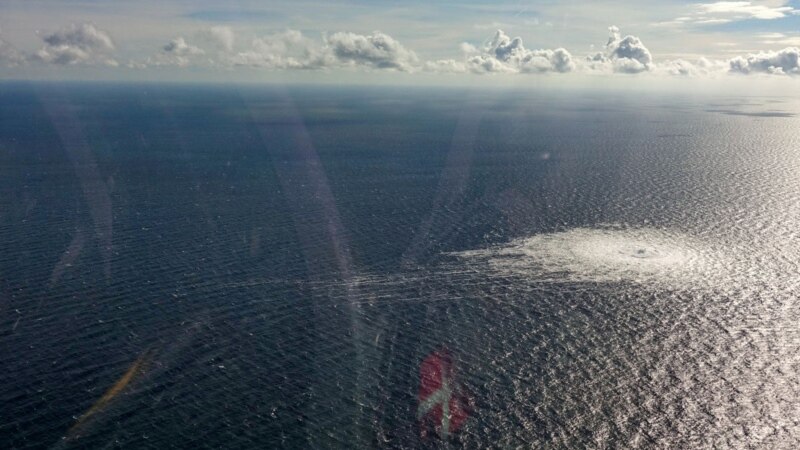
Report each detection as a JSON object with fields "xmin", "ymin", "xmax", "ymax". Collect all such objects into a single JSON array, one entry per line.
[{"xmin": 417, "ymin": 348, "xmax": 471, "ymax": 439}]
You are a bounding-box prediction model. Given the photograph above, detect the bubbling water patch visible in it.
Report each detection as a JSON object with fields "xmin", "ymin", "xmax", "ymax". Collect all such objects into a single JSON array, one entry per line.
[{"xmin": 455, "ymin": 227, "xmax": 732, "ymax": 289}]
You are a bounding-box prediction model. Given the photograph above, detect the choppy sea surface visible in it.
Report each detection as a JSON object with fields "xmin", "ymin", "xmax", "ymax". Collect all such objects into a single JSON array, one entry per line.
[{"xmin": 1, "ymin": 83, "xmax": 800, "ymax": 448}]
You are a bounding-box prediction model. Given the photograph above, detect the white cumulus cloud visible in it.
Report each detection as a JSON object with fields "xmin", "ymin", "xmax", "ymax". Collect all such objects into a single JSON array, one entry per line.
[
  {"xmin": 729, "ymin": 47, "xmax": 800, "ymax": 74},
  {"xmin": 429, "ymin": 30, "xmax": 574, "ymax": 74},
  {"xmin": 33, "ymin": 23, "xmax": 117, "ymax": 66},
  {"xmin": 227, "ymin": 30, "xmax": 419, "ymax": 72},
  {"xmin": 465, "ymin": 54, "xmax": 517, "ymax": 73},
  {"xmin": 323, "ymin": 31, "xmax": 418, "ymax": 71},
  {"xmin": 587, "ymin": 26, "xmax": 653, "ymax": 74},
  {"xmin": 145, "ymin": 37, "xmax": 206, "ymax": 67},
  {"xmin": 473, "ymin": 30, "xmax": 575, "ymax": 73},
  {"xmin": 29, "ymin": 22, "xmax": 800, "ymax": 81},
  {"xmin": 163, "ymin": 37, "xmax": 204, "ymax": 56}
]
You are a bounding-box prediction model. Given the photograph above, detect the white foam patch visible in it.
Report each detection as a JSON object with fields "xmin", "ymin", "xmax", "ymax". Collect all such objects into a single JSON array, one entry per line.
[{"xmin": 455, "ymin": 227, "xmax": 728, "ymax": 287}]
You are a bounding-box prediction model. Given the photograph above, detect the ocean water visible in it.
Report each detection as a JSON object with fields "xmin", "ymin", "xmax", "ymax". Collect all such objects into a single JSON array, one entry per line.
[{"xmin": 1, "ymin": 83, "xmax": 799, "ymax": 448}]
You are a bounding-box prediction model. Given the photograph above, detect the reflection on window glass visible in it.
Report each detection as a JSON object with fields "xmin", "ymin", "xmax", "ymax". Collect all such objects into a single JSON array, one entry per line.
[{"xmin": 2, "ymin": 1, "xmax": 800, "ymax": 448}]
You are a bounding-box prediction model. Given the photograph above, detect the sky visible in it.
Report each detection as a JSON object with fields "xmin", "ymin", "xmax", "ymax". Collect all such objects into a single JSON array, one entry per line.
[{"xmin": 1, "ymin": 0, "xmax": 800, "ymax": 87}]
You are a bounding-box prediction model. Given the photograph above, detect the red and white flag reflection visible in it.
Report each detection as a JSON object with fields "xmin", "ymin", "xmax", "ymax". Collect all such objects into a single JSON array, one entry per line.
[{"xmin": 417, "ymin": 348, "xmax": 471, "ymax": 439}]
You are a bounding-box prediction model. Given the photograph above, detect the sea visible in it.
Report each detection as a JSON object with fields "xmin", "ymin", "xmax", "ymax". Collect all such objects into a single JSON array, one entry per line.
[{"xmin": 1, "ymin": 82, "xmax": 799, "ymax": 448}]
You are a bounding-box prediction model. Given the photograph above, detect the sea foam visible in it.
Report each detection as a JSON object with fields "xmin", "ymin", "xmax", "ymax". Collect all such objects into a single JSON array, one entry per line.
[{"xmin": 454, "ymin": 227, "xmax": 728, "ymax": 288}]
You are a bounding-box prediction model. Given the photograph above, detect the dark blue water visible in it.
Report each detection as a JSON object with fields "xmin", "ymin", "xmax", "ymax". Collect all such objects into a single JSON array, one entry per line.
[{"xmin": 2, "ymin": 83, "xmax": 799, "ymax": 448}]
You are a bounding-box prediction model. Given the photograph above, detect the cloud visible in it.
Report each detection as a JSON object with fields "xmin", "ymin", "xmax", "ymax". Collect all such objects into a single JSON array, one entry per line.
[
  {"xmin": 163, "ymin": 37, "xmax": 204, "ymax": 56},
  {"xmin": 696, "ymin": 1, "xmax": 795, "ymax": 20},
  {"xmin": 251, "ymin": 30, "xmax": 309, "ymax": 57},
  {"xmin": 758, "ymin": 32, "xmax": 800, "ymax": 47},
  {"xmin": 460, "ymin": 42, "xmax": 478, "ymax": 54},
  {"xmin": 42, "ymin": 23, "xmax": 114, "ymax": 52},
  {"xmin": 527, "ymin": 48, "xmax": 574, "ymax": 73},
  {"xmin": 26, "ymin": 22, "xmax": 799, "ymax": 81},
  {"xmin": 138, "ymin": 29, "xmax": 318, "ymax": 69},
  {"xmin": 0, "ymin": 39, "xmax": 22, "ymax": 65},
  {"xmin": 657, "ymin": 57, "xmax": 727, "ymax": 77},
  {"xmin": 583, "ymin": 27, "xmax": 732, "ymax": 78},
  {"xmin": 432, "ymin": 30, "xmax": 574, "ymax": 74},
  {"xmin": 729, "ymin": 47, "xmax": 800, "ymax": 74},
  {"xmin": 465, "ymin": 54, "xmax": 518, "ymax": 73},
  {"xmin": 478, "ymin": 30, "xmax": 575, "ymax": 73},
  {"xmin": 145, "ymin": 37, "xmax": 205, "ymax": 67},
  {"xmin": 207, "ymin": 26, "xmax": 235, "ymax": 52},
  {"xmin": 660, "ymin": 59, "xmax": 701, "ymax": 76},
  {"xmin": 229, "ymin": 30, "xmax": 320, "ymax": 69},
  {"xmin": 228, "ymin": 30, "xmax": 419, "ymax": 72},
  {"xmin": 660, "ymin": 2, "xmax": 798, "ymax": 27},
  {"xmin": 0, "ymin": 30, "xmax": 24, "ymax": 66},
  {"xmin": 33, "ymin": 23, "xmax": 116, "ymax": 66},
  {"xmin": 424, "ymin": 59, "xmax": 467, "ymax": 73},
  {"xmin": 323, "ymin": 31, "xmax": 418, "ymax": 71},
  {"xmin": 587, "ymin": 26, "xmax": 653, "ymax": 74}
]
